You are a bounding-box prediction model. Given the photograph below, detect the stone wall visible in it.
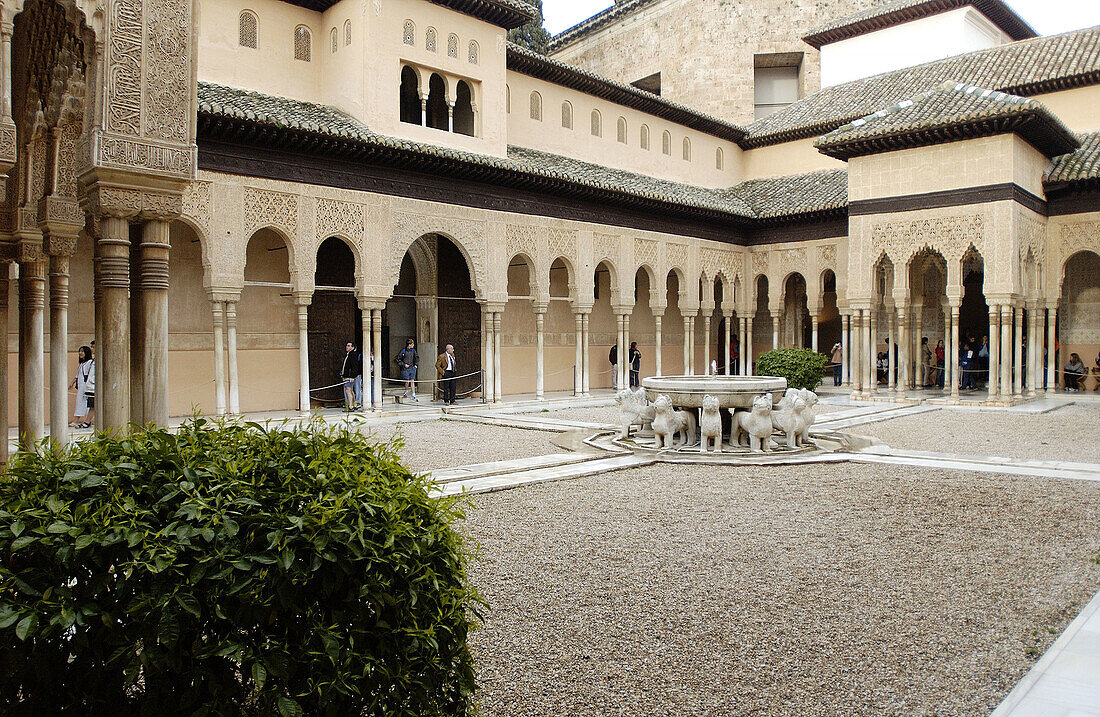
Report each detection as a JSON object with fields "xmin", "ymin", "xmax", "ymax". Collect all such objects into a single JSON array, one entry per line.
[{"xmin": 550, "ymin": 0, "xmax": 881, "ymax": 126}]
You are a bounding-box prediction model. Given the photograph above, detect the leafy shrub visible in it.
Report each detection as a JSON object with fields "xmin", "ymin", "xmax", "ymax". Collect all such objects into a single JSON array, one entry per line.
[
  {"xmin": 0, "ymin": 419, "xmax": 482, "ymax": 716},
  {"xmin": 755, "ymin": 347, "xmax": 828, "ymax": 390}
]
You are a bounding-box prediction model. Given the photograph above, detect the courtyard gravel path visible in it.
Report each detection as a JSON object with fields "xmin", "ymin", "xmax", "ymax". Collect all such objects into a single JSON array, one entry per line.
[
  {"xmin": 462, "ymin": 463, "xmax": 1100, "ymax": 717},
  {"xmin": 852, "ymin": 404, "xmax": 1100, "ymax": 463},
  {"xmin": 356, "ymin": 419, "xmax": 562, "ymax": 473}
]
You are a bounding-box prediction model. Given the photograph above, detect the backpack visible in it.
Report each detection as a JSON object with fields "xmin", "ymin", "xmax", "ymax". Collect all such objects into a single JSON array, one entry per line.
[{"xmin": 84, "ymin": 360, "xmax": 96, "ymax": 397}]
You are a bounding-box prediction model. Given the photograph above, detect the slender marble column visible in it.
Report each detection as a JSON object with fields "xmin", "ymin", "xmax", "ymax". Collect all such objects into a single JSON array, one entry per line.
[
  {"xmin": 371, "ymin": 310, "xmax": 383, "ymax": 409},
  {"xmin": 535, "ymin": 308, "xmax": 545, "ymax": 399},
  {"xmin": 18, "ymin": 259, "xmax": 45, "ymax": 446},
  {"xmin": 360, "ymin": 305, "xmax": 370, "ymax": 407},
  {"xmin": 1000, "ymin": 304, "xmax": 1013, "ymax": 398},
  {"xmin": 682, "ymin": 317, "xmax": 690, "ymax": 375},
  {"xmin": 226, "ymin": 301, "xmax": 241, "ymax": 413},
  {"xmin": 702, "ymin": 315, "xmax": 711, "ymax": 374},
  {"xmin": 895, "ymin": 307, "xmax": 908, "ymax": 397},
  {"xmin": 950, "ymin": 305, "xmax": 961, "ymax": 400},
  {"xmin": 1013, "ymin": 305, "xmax": 1024, "ymax": 398},
  {"xmin": 886, "ymin": 310, "xmax": 896, "ymax": 391},
  {"xmin": 1046, "ymin": 306, "xmax": 1056, "ymax": 392},
  {"xmin": 48, "ymin": 253, "xmax": 70, "ymax": 447},
  {"xmin": 811, "ymin": 316, "xmax": 819, "ymax": 357},
  {"xmin": 771, "ymin": 311, "xmax": 780, "ymax": 350},
  {"xmin": 654, "ymin": 313, "xmax": 663, "ymax": 377},
  {"xmin": 987, "ymin": 304, "xmax": 1000, "ymax": 401},
  {"xmin": 97, "ymin": 217, "xmax": 132, "ymax": 431},
  {"xmin": 864, "ymin": 309, "xmax": 875, "ymax": 396},
  {"xmin": 139, "ymin": 221, "xmax": 170, "ymax": 425},
  {"xmin": 912, "ymin": 309, "xmax": 923, "ymax": 388},
  {"xmin": 1027, "ymin": 305, "xmax": 1039, "ymax": 397},
  {"xmin": 724, "ymin": 314, "xmax": 732, "ymax": 374},
  {"xmin": 0, "ymin": 24, "xmax": 12, "ymax": 120},
  {"xmin": 622, "ymin": 314, "xmax": 631, "ymax": 386},
  {"xmin": 942, "ymin": 306, "xmax": 952, "ymax": 394},
  {"xmin": 211, "ymin": 302, "xmax": 227, "ymax": 414},
  {"xmin": 616, "ymin": 314, "xmax": 626, "ymax": 388},
  {"xmin": 746, "ymin": 316, "xmax": 754, "ymax": 375},
  {"xmin": 573, "ymin": 312, "xmax": 582, "ymax": 395},
  {"xmin": 295, "ymin": 298, "xmax": 310, "ymax": 413},
  {"xmin": 0, "ymin": 273, "xmax": 7, "ymax": 465},
  {"xmin": 493, "ymin": 312, "xmax": 502, "ymax": 400},
  {"xmin": 581, "ymin": 313, "xmax": 590, "ymax": 395},
  {"xmin": 841, "ymin": 312, "xmax": 850, "ymax": 386}
]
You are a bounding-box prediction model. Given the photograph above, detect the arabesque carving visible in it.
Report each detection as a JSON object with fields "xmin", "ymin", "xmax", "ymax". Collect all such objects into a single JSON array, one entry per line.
[
  {"xmin": 106, "ymin": 0, "xmax": 143, "ymax": 136},
  {"xmin": 872, "ymin": 215, "xmax": 984, "ymax": 267},
  {"xmin": 316, "ymin": 197, "xmax": 365, "ymax": 244},
  {"xmin": 145, "ymin": 0, "xmax": 192, "ymax": 144},
  {"xmin": 244, "ymin": 187, "xmax": 298, "ymax": 238}
]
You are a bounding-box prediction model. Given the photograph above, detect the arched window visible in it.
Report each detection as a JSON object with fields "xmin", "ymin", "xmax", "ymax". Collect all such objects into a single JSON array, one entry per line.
[
  {"xmin": 330, "ymin": 27, "xmax": 337, "ymax": 53},
  {"xmin": 662, "ymin": 130, "xmax": 671, "ymax": 155},
  {"xmin": 402, "ymin": 20, "xmax": 414, "ymax": 45},
  {"xmin": 344, "ymin": 20, "xmax": 351, "ymax": 46},
  {"xmin": 425, "ymin": 27, "xmax": 437, "ymax": 52},
  {"xmin": 294, "ymin": 26, "xmax": 311, "ymax": 62},
  {"xmin": 400, "ymin": 66, "xmax": 422, "ymax": 125},
  {"xmin": 454, "ymin": 80, "xmax": 475, "ymax": 136},
  {"xmin": 561, "ymin": 101, "xmax": 573, "ymax": 129},
  {"xmin": 715, "ymin": 147, "xmax": 724, "ymax": 170},
  {"xmin": 591, "ymin": 109, "xmax": 602, "ymax": 137},
  {"xmin": 426, "ymin": 73, "xmax": 447, "ymax": 130},
  {"xmin": 468, "ymin": 40, "xmax": 479, "ymax": 64},
  {"xmin": 682, "ymin": 137, "xmax": 691, "ymax": 161},
  {"xmin": 447, "ymin": 34, "xmax": 458, "ymax": 58},
  {"xmin": 616, "ymin": 116, "xmax": 627, "ymax": 143},
  {"xmin": 529, "ymin": 91, "xmax": 542, "ymax": 121},
  {"xmin": 640, "ymin": 124, "xmax": 650, "ymax": 150},
  {"xmin": 239, "ymin": 10, "xmax": 258, "ymax": 48}
]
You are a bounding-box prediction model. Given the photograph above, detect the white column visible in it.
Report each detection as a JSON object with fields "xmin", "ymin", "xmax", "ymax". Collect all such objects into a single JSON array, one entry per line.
[
  {"xmin": 581, "ymin": 313, "xmax": 590, "ymax": 395},
  {"xmin": 654, "ymin": 313, "xmax": 663, "ymax": 377},
  {"xmin": 371, "ymin": 310, "xmax": 383, "ymax": 409},
  {"xmin": 771, "ymin": 311, "xmax": 779, "ymax": 350},
  {"xmin": 0, "ymin": 273, "xmax": 8, "ymax": 466},
  {"xmin": 226, "ymin": 301, "xmax": 240, "ymax": 414},
  {"xmin": 1000, "ymin": 304, "xmax": 1012, "ymax": 398},
  {"xmin": 48, "ymin": 253, "xmax": 70, "ymax": 447},
  {"xmin": 682, "ymin": 316, "xmax": 690, "ymax": 375},
  {"xmin": 703, "ymin": 315, "xmax": 711, "ymax": 374},
  {"xmin": 535, "ymin": 307, "xmax": 545, "ymax": 399},
  {"xmin": 1028, "ymin": 305, "xmax": 1039, "ymax": 397},
  {"xmin": 886, "ymin": 309, "xmax": 896, "ymax": 391},
  {"xmin": 912, "ymin": 308, "xmax": 923, "ymax": 388},
  {"xmin": 493, "ymin": 312, "xmax": 502, "ymax": 400},
  {"xmin": 841, "ymin": 312, "xmax": 850, "ymax": 386},
  {"xmin": 746, "ymin": 316, "xmax": 754, "ymax": 376},
  {"xmin": 616, "ymin": 313, "xmax": 626, "ymax": 388},
  {"xmin": 942, "ymin": 305, "xmax": 952, "ymax": 394},
  {"xmin": 687, "ymin": 316, "xmax": 696, "ymax": 375},
  {"xmin": 211, "ymin": 301, "xmax": 226, "ymax": 415},
  {"xmin": 1013, "ymin": 304, "xmax": 1023, "ymax": 398},
  {"xmin": 724, "ymin": 314, "xmax": 732, "ymax": 374},
  {"xmin": 895, "ymin": 306, "xmax": 908, "ymax": 397},
  {"xmin": 1046, "ymin": 305, "xmax": 1056, "ymax": 392},
  {"xmin": 573, "ymin": 311, "xmax": 582, "ymax": 395},
  {"xmin": 19, "ymin": 259, "xmax": 45, "ymax": 446},
  {"xmin": 138, "ymin": 221, "xmax": 170, "ymax": 426},
  {"xmin": 296, "ymin": 298, "xmax": 310, "ymax": 413},
  {"xmin": 950, "ymin": 304, "xmax": 960, "ymax": 400},
  {"xmin": 0, "ymin": 24, "xmax": 11, "ymax": 120},
  {"xmin": 988, "ymin": 304, "xmax": 1000, "ymax": 401},
  {"xmin": 811, "ymin": 315, "xmax": 819, "ymax": 356},
  {"xmin": 864, "ymin": 309, "xmax": 875, "ymax": 395}
]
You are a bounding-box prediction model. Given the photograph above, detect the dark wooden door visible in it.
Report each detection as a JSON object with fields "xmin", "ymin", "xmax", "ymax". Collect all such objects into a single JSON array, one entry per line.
[{"xmin": 308, "ymin": 290, "xmax": 358, "ymax": 405}]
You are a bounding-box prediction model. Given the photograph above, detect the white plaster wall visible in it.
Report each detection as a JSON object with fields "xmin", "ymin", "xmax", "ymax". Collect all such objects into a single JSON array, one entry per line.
[
  {"xmin": 505, "ymin": 72, "xmax": 743, "ymax": 188},
  {"xmin": 820, "ymin": 8, "xmax": 1012, "ymax": 88}
]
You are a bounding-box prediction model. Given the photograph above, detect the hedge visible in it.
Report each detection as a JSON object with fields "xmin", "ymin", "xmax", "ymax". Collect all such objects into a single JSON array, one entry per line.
[
  {"xmin": 0, "ymin": 419, "xmax": 482, "ymax": 716},
  {"xmin": 755, "ymin": 347, "xmax": 828, "ymax": 391}
]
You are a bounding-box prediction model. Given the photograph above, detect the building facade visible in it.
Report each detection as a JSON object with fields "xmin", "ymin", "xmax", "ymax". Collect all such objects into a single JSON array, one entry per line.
[{"xmin": 1, "ymin": 0, "xmax": 1099, "ymax": 458}]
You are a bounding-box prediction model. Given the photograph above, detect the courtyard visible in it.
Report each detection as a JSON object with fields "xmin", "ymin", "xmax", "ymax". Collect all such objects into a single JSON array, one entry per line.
[{"xmin": 347, "ymin": 394, "xmax": 1100, "ymax": 716}]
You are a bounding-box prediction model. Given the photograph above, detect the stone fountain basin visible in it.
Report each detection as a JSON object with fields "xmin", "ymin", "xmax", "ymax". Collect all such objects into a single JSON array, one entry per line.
[{"xmin": 641, "ymin": 375, "xmax": 787, "ymax": 409}]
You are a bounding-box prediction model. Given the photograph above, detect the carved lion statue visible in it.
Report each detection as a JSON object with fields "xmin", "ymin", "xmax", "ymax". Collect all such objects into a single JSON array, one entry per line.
[
  {"xmin": 651, "ymin": 394, "xmax": 697, "ymax": 449},
  {"xmin": 772, "ymin": 395, "xmax": 807, "ymax": 448},
  {"xmin": 733, "ymin": 392, "xmax": 774, "ymax": 452},
  {"xmin": 699, "ymin": 394, "xmax": 723, "ymax": 453},
  {"xmin": 616, "ymin": 387, "xmax": 655, "ymax": 439},
  {"xmin": 776, "ymin": 388, "xmax": 818, "ymax": 446}
]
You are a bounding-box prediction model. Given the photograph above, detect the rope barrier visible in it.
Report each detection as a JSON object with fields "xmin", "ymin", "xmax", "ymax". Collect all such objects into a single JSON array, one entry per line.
[{"xmin": 380, "ymin": 370, "xmax": 482, "ymax": 386}]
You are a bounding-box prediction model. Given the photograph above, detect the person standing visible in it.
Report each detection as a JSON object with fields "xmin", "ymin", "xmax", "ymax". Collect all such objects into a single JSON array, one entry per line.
[
  {"xmin": 341, "ymin": 342, "xmax": 362, "ymax": 410},
  {"xmin": 367, "ymin": 348, "xmax": 381, "ymax": 408},
  {"xmin": 628, "ymin": 341, "xmax": 641, "ymax": 388},
  {"xmin": 730, "ymin": 334, "xmax": 740, "ymax": 375},
  {"xmin": 830, "ymin": 342, "xmax": 843, "ymax": 386},
  {"xmin": 70, "ymin": 345, "xmax": 95, "ymax": 429},
  {"xmin": 919, "ymin": 337, "xmax": 933, "ymax": 387},
  {"xmin": 1064, "ymin": 353, "xmax": 1085, "ymax": 391},
  {"xmin": 398, "ymin": 338, "xmax": 419, "ymax": 401},
  {"xmin": 608, "ymin": 344, "xmax": 618, "ymax": 389},
  {"xmin": 934, "ymin": 339, "xmax": 945, "ymax": 388},
  {"xmin": 978, "ymin": 335, "xmax": 990, "ymax": 387},
  {"xmin": 436, "ymin": 343, "xmax": 458, "ymax": 405}
]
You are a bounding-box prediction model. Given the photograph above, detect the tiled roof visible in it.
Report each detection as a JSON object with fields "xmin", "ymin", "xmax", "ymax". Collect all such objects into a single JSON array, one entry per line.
[
  {"xmin": 744, "ymin": 26, "xmax": 1100, "ymax": 148},
  {"xmin": 815, "ymin": 82, "xmax": 1079, "ymax": 160},
  {"xmin": 507, "ymin": 43, "xmax": 745, "ymax": 142},
  {"xmin": 197, "ymin": 82, "xmax": 847, "ymax": 224},
  {"xmin": 723, "ymin": 169, "xmax": 848, "ymax": 220},
  {"xmin": 1046, "ymin": 132, "xmax": 1100, "ymax": 188},
  {"xmin": 278, "ymin": 0, "xmax": 535, "ymax": 29},
  {"xmin": 804, "ymin": 0, "xmax": 1035, "ymax": 49}
]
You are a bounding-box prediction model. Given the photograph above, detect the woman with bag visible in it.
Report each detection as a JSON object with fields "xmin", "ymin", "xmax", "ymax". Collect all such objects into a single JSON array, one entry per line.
[{"xmin": 70, "ymin": 345, "xmax": 95, "ymax": 429}]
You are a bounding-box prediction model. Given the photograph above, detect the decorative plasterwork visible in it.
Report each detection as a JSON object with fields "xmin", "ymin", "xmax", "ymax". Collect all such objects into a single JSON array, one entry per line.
[
  {"xmin": 244, "ymin": 187, "xmax": 298, "ymax": 240},
  {"xmin": 390, "ymin": 211, "xmax": 486, "ymax": 297},
  {"xmin": 871, "ymin": 215, "xmax": 985, "ymax": 268}
]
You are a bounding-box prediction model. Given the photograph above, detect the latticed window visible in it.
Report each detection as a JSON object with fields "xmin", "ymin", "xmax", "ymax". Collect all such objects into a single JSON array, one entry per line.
[
  {"xmin": 682, "ymin": 137, "xmax": 691, "ymax": 161},
  {"xmin": 294, "ymin": 26, "xmax": 311, "ymax": 62},
  {"xmin": 640, "ymin": 124, "xmax": 650, "ymax": 150},
  {"xmin": 616, "ymin": 117, "xmax": 627, "ymax": 143},
  {"xmin": 715, "ymin": 147, "xmax": 724, "ymax": 170},
  {"xmin": 561, "ymin": 101, "xmax": 572, "ymax": 129},
  {"xmin": 447, "ymin": 34, "xmax": 458, "ymax": 58},
  {"xmin": 529, "ymin": 91, "xmax": 542, "ymax": 121},
  {"xmin": 239, "ymin": 10, "xmax": 258, "ymax": 48},
  {"xmin": 330, "ymin": 28, "xmax": 337, "ymax": 54},
  {"xmin": 403, "ymin": 20, "xmax": 414, "ymax": 45},
  {"xmin": 468, "ymin": 41, "xmax": 479, "ymax": 64},
  {"xmin": 425, "ymin": 27, "xmax": 437, "ymax": 52},
  {"xmin": 662, "ymin": 130, "xmax": 671, "ymax": 155},
  {"xmin": 591, "ymin": 110, "xmax": 601, "ymax": 137},
  {"xmin": 344, "ymin": 20, "xmax": 351, "ymax": 46}
]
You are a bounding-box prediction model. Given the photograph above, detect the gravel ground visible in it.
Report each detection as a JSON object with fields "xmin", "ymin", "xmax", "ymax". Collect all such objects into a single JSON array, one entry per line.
[
  {"xmin": 462, "ymin": 462, "xmax": 1100, "ymax": 717},
  {"xmin": 853, "ymin": 404, "xmax": 1100, "ymax": 463},
  {"xmin": 356, "ymin": 419, "xmax": 563, "ymax": 473}
]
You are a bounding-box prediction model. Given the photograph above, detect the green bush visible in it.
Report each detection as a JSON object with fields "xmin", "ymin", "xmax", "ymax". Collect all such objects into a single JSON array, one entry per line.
[
  {"xmin": 0, "ymin": 419, "xmax": 482, "ymax": 716},
  {"xmin": 755, "ymin": 347, "xmax": 828, "ymax": 391}
]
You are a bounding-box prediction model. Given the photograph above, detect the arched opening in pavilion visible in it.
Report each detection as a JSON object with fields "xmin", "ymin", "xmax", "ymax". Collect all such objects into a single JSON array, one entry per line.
[
  {"xmin": 1058, "ymin": 250, "xmax": 1100, "ymax": 391},
  {"xmin": 239, "ymin": 228, "xmax": 296, "ymax": 412},
  {"xmin": 308, "ymin": 237, "xmax": 359, "ymax": 405}
]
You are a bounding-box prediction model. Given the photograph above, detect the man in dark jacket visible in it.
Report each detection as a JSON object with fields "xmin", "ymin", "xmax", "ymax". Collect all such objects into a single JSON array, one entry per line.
[
  {"xmin": 341, "ymin": 342, "xmax": 362, "ymax": 410},
  {"xmin": 609, "ymin": 344, "xmax": 618, "ymax": 389}
]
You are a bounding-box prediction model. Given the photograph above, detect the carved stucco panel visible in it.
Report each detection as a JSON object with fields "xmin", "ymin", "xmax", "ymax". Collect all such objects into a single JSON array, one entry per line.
[
  {"xmin": 181, "ymin": 180, "xmax": 212, "ymax": 235},
  {"xmin": 316, "ymin": 197, "xmax": 365, "ymax": 246},
  {"xmin": 666, "ymin": 242, "xmax": 688, "ymax": 279},
  {"xmin": 390, "ymin": 211, "xmax": 486, "ymax": 298},
  {"xmin": 870, "ymin": 215, "xmax": 984, "ymax": 270},
  {"xmin": 244, "ymin": 187, "xmax": 298, "ymax": 240},
  {"xmin": 106, "ymin": 0, "xmax": 142, "ymax": 136},
  {"xmin": 1059, "ymin": 221, "xmax": 1100, "ymax": 268},
  {"xmin": 144, "ymin": 0, "xmax": 192, "ymax": 144}
]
